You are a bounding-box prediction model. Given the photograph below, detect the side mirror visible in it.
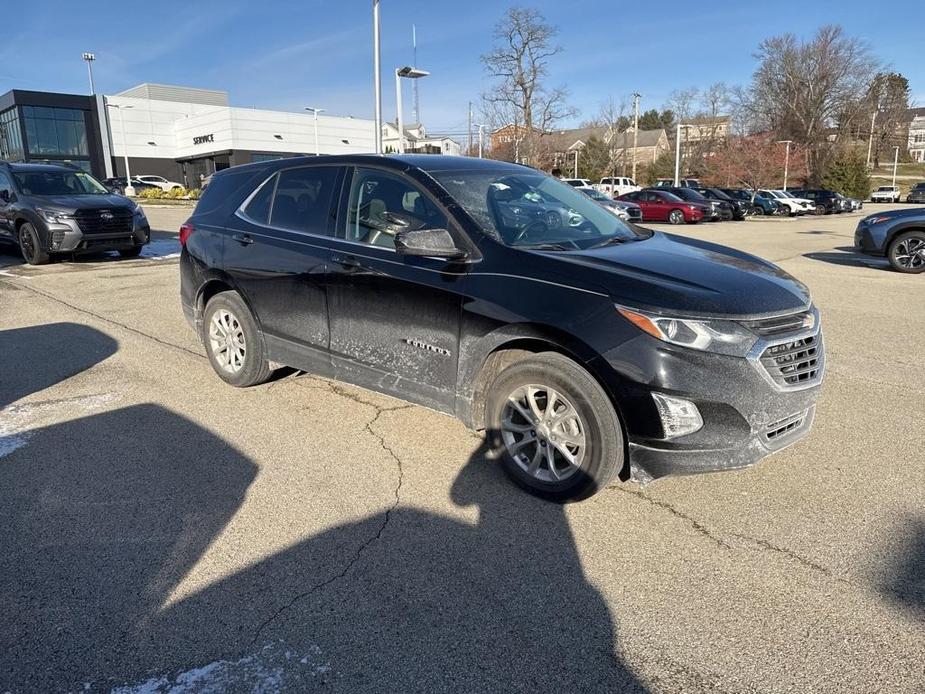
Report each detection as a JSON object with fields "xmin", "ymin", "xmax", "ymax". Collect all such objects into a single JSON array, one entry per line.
[{"xmin": 394, "ymin": 228, "xmax": 467, "ymax": 259}]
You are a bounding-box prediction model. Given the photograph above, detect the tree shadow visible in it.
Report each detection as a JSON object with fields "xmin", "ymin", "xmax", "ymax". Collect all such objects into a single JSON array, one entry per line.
[
  {"xmin": 2, "ymin": 410, "xmax": 645, "ymax": 691},
  {"xmin": 0, "ymin": 323, "xmax": 118, "ymax": 408},
  {"xmin": 879, "ymin": 516, "xmax": 925, "ymax": 621},
  {"xmin": 803, "ymin": 246, "xmax": 890, "ymax": 269}
]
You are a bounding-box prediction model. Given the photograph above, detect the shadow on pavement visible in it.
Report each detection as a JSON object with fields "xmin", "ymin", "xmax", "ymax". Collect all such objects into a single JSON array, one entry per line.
[
  {"xmin": 0, "ymin": 323, "xmax": 118, "ymax": 408},
  {"xmin": 803, "ymin": 246, "xmax": 890, "ymax": 269},
  {"xmin": 880, "ymin": 516, "xmax": 925, "ymax": 621},
  {"xmin": 2, "ymin": 404, "xmax": 644, "ymax": 691}
]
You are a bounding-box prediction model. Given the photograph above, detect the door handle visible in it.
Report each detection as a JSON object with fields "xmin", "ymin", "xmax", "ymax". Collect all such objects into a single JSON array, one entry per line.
[
  {"xmin": 231, "ymin": 233, "xmax": 254, "ymax": 245},
  {"xmin": 331, "ymin": 253, "xmax": 361, "ymax": 270}
]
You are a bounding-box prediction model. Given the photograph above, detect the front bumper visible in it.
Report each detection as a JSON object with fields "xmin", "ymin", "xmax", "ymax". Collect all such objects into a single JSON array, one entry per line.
[
  {"xmin": 854, "ymin": 221, "xmax": 887, "ymax": 255},
  {"xmin": 594, "ymin": 317, "xmax": 825, "ymax": 482},
  {"xmin": 44, "ymin": 217, "xmax": 150, "ymax": 253}
]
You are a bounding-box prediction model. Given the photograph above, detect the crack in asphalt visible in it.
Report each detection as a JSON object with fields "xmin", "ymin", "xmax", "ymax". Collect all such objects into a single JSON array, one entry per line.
[
  {"xmin": 246, "ymin": 401, "xmax": 412, "ymax": 648},
  {"xmin": 726, "ymin": 532, "xmax": 851, "ymax": 585},
  {"xmin": 610, "ymin": 486, "xmax": 733, "ymax": 550}
]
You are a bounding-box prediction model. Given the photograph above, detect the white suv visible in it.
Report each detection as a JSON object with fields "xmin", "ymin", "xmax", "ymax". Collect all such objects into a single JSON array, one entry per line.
[
  {"xmin": 595, "ymin": 176, "xmax": 640, "ymax": 197},
  {"xmin": 135, "ymin": 175, "xmax": 184, "ymax": 192},
  {"xmin": 759, "ymin": 189, "xmax": 812, "ymax": 216},
  {"xmin": 871, "ymin": 186, "xmax": 901, "ymax": 203}
]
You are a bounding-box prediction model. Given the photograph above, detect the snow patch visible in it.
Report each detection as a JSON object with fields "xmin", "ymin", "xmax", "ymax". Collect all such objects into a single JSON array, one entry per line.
[
  {"xmin": 112, "ymin": 641, "xmax": 333, "ymax": 693},
  {"xmin": 140, "ymin": 239, "xmax": 181, "ymax": 260},
  {"xmin": 0, "ymin": 393, "xmax": 117, "ymax": 460}
]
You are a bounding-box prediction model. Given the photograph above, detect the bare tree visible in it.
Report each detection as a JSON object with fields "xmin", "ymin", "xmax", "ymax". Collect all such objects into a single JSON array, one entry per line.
[
  {"xmin": 481, "ymin": 7, "xmax": 575, "ymax": 166},
  {"xmin": 742, "ymin": 25, "xmax": 879, "ymax": 174},
  {"xmin": 865, "ymin": 72, "xmax": 911, "ymax": 167}
]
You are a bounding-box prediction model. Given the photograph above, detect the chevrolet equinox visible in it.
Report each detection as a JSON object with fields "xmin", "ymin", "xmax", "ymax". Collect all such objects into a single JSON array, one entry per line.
[{"xmin": 180, "ymin": 155, "xmax": 824, "ymax": 501}]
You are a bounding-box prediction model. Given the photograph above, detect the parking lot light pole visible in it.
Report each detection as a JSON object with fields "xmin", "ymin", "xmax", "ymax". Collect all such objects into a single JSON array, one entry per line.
[
  {"xmin": 891, "ymin": 146, "xmax": 900, "ymax": 188},
  {"xmin": 474, "ymin": 124, "xmax": 485, "ymax": 158},
  {"xmin": 373, "ymin": 0, "xmax": 382, "ymax": 153},
  {"xmin": 631, "ymin": 92, "xmax": 640, "ymax": 181},
  {"xmin": 107, "ymin": 103, "xmax": 134, "ymax": 196},
  {"xmin": 674, "ymin": 122, "xmax": 685, "ymax": 186},
  {"xmin": 777, "ymin": 140, "xmax": 792, "ymax": 189},
  {"xmin": 305, "ymin": 107, "xmax": 325, "ymax": 155},
  {"xmin": 82, "ymin": 52, "xmax": 96, "ymax": 95},
  {"xmin": 866, "ymin": 111, "xmax": 877, "ymax": 168},
  {"xmin": 395, "ymin": 67, "xmax": 429, "ymax": 154}
]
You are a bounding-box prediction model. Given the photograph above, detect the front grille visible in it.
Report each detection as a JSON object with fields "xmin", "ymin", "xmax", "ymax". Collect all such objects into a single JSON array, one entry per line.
[
  {"xmin": 73, "ymin": 208, "xmax": 134, "ymax": 236},
  {"xmin": 741, "ymin": 310, "xmax": 813, "ymax": 336},
  {"xmin": 760, "ymin": 335, "xmax": 821, "ymax": 388},
  {"xmin": 763, "ymin": 410, "xmax": 808, "ymax": 443},
  {"xmin": 626, "ymin": 208, "xmax": 642, "ymax": 220}
]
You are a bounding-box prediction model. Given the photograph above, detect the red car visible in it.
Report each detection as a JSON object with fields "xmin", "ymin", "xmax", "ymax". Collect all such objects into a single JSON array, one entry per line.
[{"xmin": 617, "ymin": 190, "xmax": 708, "ymax": 224}]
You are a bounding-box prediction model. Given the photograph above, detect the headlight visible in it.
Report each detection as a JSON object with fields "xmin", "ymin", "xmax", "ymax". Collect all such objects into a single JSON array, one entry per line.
[
  {"xmin": 866, "ymin": 216, "xmax": 891, "ymax": 225},
  {"xmin": 37, "ymin": 208, "xmax": 72, "ymax": 224},
  {"xmin": 617, "ymin": 305, "xmax": 758, "ymax": 357}
]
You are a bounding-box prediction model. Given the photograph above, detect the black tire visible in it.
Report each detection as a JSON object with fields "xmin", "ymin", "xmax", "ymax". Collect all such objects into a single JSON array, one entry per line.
[
  {"xmin": 814, "ymin": 204, "xmax": 826, "ymax": 216},
  {"xmin": 668, "ymin": 209, "xmax": 685, "ymax": 225},
  {"xmin": 485, "ymin": 352, "xmax": 623, "ymax": 502},
  {"xmin": 887, "ymin": 231, "xmax": 925, "ymax": 274},
  {"xmin": 201, "ymin": 291, "xmax": 272, "ymax": 386},
  {"xmin": 751, "ymin": 206, "xmax": 763, "ymax": 216},
  {"xmin": 119, "ymin": 246, "xmax": 143, "ymax": 258},
  {"xmin": 17, "ymin": 223, "xmax": 50, "ymax": 265}
]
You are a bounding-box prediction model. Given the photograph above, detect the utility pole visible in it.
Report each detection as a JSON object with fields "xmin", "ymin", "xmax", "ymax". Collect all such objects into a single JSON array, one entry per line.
[
  {"xmin": 82, "ymin": 53, "xmax": 96, "ymax": 95},
  {"xmin": 475, "ymin": 124, "xmax": 484, "ymax": 158},
  {"xmin": 866, "ymin": 111, "xmax": 877, "ymax": 168},
  {"xmin": 777, "ymin": 140, "xmax": 792, "ymax": 189},
  {"xmin": 467, "ymin": 101, "xmax": 473, "ymax": 156},
  {"xmin": 411, "ymin": 25, "xmax": 420, "ymax": 124},
  {"xmin": 631, "ymin": 92, "xmax": 640, "ymax": 181},
  {"xmin": 891, "ymin": 146, "xmax": 900, "ymax": 188},
  {"xmin": 372, "ymin": 0, "xmax": 383, "ymax": 153}
]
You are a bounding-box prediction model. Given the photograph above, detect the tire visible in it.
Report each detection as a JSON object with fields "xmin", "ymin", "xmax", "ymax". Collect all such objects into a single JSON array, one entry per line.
[
  {"xmin": 201, "ymin": 291, "xmax": 272, "ymax": 386},
  {"xmin": 18, "ymin": 223, "xmax": 50, "ymax": 265},
  {"xmin": 751, "ymin": 206, "xmax": 763, "ymax": 216},
  {"xmin": 887, "ymin": 231, "xmax": 925, "ymax": 274},
  {"xmin": 119, "ymin": 246, "xmax": 143, "ymax": 258},
  {"xmin": 814, "ymin": 204, "xmax": 826, "ymax": 216},
  {"xmin": 485, "ymin": 352, "xmax": 624, "ymax": 502},
  {"xmin": 668, "ymin": 209, "xmax": 685, "ymax": 225}
]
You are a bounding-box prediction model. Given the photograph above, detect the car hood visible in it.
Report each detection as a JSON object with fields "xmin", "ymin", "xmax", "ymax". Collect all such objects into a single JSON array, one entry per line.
[
  {"xmin": 551, "ymin": 231, "xmax": 810, "ymax": 318},
  {"xmin": 30, "ymin": 194, "xmax": 135, "ymax": 211},
  {"xmin": 862, "ymin": 207, "xmax": 925, "ymax": 223}
]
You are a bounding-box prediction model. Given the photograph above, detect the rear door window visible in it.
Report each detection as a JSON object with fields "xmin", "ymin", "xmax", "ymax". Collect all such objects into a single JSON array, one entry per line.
[
  {"xmin": 240, "ymin": 174, "xmax": 276, "ymax": 225},
  {"xmin": 269, "ymin": 166, "xmax": 341, "ymax": 235}
]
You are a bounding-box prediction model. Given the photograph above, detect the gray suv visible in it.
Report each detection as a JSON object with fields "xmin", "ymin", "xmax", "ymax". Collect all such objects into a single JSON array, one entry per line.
[
  {"xmin": 855, "ymin": 207, "xmax": 925, "ymax": 273},
  {"xmin": 0, "ymin": 162, "xmax": 150, "ymax": 265}
]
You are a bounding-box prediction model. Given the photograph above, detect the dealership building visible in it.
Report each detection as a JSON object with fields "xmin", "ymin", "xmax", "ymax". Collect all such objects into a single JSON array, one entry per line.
[{"xmin": 0, "ymin": 83, "xmax": 380, "ymax": 188}]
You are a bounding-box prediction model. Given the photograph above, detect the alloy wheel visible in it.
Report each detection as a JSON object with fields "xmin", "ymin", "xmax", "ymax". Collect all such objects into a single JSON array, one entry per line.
[
  {"xmin": 19, "ymin": 227, "xmax": 36, "ymax": 263},
  {"xmin": 208, "ymin": 309, "xmax": 247, "ymax": 374},
  {"xmin": 669, "ymin": 210, "xmax": 684, "ymax": 224},
  {"xmin": 894, "ymin": 236, "xmax": 925, "ymax": 270},
  {"xmin": 500, "ymin": 384, "xmax": 586, "ymax": 484}
]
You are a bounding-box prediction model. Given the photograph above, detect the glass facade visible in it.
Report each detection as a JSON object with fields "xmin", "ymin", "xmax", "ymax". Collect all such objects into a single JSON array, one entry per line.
[
  {"xmin": 0, "ymin": 107, "xmax": 25, "ymax": 161},
  {"xmin": 22, "ymin": 106, "xmax": 89, "ymax": 158}
]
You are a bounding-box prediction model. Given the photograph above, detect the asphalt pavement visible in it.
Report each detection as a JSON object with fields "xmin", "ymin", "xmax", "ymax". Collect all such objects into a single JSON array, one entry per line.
[{"xmin": 0, "ymin": 204, "xmax": 922, "ymax": 693}]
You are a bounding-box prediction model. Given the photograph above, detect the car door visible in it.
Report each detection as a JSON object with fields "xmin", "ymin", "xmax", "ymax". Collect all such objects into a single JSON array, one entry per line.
[
  {"xmin": 0, "ymin": 170, "xmax": 14, "ymax": 239},
  {"xmin": 325, "ymin": 166, "xmax": 467, "ymax": 412},
  {"xmin": 223, "ymin": 164, "xmax": 346, "ymax": 377},
  {"xmin": 647, "ymin": 192, "xmax": 671, "ymax": 220}
]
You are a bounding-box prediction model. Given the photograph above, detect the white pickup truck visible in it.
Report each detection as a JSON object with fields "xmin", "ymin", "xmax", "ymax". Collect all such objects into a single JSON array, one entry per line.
[
  {"xmin": 870, "ymin": 186, "xmax": 901, "ymax": 203},
  {"xmin": 594, "ymin": 176, "xmax": 641, "ymax": 197}
]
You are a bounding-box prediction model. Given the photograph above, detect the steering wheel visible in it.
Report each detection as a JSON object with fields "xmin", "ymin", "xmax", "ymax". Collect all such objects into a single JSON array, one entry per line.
[{"xmin": 513, "ymin": 220, "xmax": 549, "ymax": 244}]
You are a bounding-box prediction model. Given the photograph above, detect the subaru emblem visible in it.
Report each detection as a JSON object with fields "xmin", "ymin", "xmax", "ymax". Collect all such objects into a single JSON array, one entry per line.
[{"xmin": 101, "ymin": 211, "xmax": 113, "ymax": 220}]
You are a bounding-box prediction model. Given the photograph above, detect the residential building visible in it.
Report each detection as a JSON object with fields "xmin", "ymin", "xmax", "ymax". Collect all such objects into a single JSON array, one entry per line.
[
  {"xmin": 907, "ymin": 108, "xmax": 925, "ymax": 162},
  {"xmin": 381, "ymin": 122, "xmax": 460, "ymax": 155},
  {"xmin": 682, "ymin": 115, "xmax": 730, "ymax": 144},
  {"xmin": 545, "ymin": 126, "xmax": 670, "ymax": 169}
]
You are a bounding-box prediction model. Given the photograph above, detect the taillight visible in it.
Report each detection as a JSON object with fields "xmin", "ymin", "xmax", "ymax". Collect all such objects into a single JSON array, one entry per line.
[{"xmin": 179, "ymin": 222, "xmax": 194, "ymax": 246}]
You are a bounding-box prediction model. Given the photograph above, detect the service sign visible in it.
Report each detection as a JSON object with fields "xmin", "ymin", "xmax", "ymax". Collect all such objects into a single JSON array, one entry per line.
[{"xmin": 193, "ymin": 134, "xmax": 215, "ymax": 145}]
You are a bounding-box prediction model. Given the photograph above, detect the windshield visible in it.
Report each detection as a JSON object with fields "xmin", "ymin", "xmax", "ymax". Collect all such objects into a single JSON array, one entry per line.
[
  {"xmin": 13, "ymin": 170, "xmax": 109, "ymax": 196},
  {"xmin": 707, "ymin": 188, "xmax": 732, "ymax": 201},
  {"xmin": 432, "ymin": 169, "xmax": 649, "ymax": 249},
  {"xmin": 580, "ymin": 188, "xmax": 609, "ymax": 201},
  {"xmin": 876, "ymin": 186, "xmax": 894, "ymax": 191},
  {"xmin": 675, "ymin": 189, "xmax": 707, "ymax": 202}
]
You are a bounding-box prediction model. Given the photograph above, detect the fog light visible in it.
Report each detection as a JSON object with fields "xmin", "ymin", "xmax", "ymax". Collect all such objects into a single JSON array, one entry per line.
[{"xmin": 651, "ymin": 393, "xmax": 703, "ymax": 439}]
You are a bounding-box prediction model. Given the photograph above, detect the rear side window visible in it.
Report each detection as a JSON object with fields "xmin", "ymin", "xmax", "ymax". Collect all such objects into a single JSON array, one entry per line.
[
  {"xmin": 269, "ymin": 166, "xmax": 340, "ymax": 234},
  {"xmin": 195, "ymin": 167, "xmax": 268, "ymax": 216},
  {"xmin": 241, "ymin": 174, "xmax": 276, "ymax": 224}
]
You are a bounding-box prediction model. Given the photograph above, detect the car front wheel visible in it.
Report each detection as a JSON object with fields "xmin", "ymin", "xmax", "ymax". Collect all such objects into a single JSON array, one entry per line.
[
  {"xmin": 18, "ymin": 223, "xmax": 50, "ymax": 265},
  {"xmin": 486, "ymin": 352, "xmax": 624, "ymax": 502},
  {"xmin": 888, "ymin": 231, "xmax": 925, "ymax": 274},
  {"xmin": 668, "ymin": 209, "xmax": 685, "ymax": 225},
  {"xmin": 201, "ymin": 291, "xmax": 272, "ymax": 386}
]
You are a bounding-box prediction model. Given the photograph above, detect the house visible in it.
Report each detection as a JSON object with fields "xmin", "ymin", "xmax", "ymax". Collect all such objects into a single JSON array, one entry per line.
[
  {"xmin": 544, "ymin": 126, "xmax": 670, "ymax": 169},
  {"xmin": 682, "ymin": 115, "xmax": 731, "ymax": 144},
  {"xmin": 906, "ymin": 108, "xmax": 925, "ymax": 163},
  {"xmin": 382, "ymin": 122, "xmax": 461, "ymax": 155}
]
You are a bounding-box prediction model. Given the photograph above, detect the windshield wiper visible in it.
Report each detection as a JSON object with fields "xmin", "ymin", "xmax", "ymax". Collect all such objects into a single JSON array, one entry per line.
[
  {"xmin": 519, "ymin": 242, "xmax": 575, "ymax": 251},
  {"xmin": 589, "ymin": 236, "xmax": 630, "ymax": 249}
]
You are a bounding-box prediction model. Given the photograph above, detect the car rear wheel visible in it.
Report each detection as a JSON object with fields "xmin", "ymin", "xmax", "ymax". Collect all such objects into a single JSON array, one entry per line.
[
  {"xmin": 887, "ymin": 231, "xmax": 925, "ymax": 274},
  {"xmin": 486, "ymin": 352, "xmax": 623, "ymax": 502},
  {"xmin": 202, "ymin": 291, "xmax": 272, "ymax": 386},
  {"xmin": 18, "ymin": 223, "xmax": 50, "ymax": 265},
  {"xmin": 668, "ymin": 209, "xmax": 685, "ymax": 225}
]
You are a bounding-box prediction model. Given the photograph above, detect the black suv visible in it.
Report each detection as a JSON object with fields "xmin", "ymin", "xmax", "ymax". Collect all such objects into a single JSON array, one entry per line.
[
  {"xmin": 180, "ymin": 155, "xmax": 824, "ymax": 501},
  {"xmin": 0, "ymin": 163, "xmax": 150, "ymax": 264},
  {"xmin": 906, "ymin": 182, "xmax": 925, "ymax": 204},
  {"xmin": 788, "ymin": 189, "xmax": 847, "ymax": 215},
  {"xmin": 692, "ymin": 187, "xmax": 748, "ymax": 220}
]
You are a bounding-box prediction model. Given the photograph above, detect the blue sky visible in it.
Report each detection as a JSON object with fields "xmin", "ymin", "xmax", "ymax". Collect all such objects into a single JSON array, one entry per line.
[{"xmin": 2, "ymin": 0, "xmax": 923, "ymax": 136}]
